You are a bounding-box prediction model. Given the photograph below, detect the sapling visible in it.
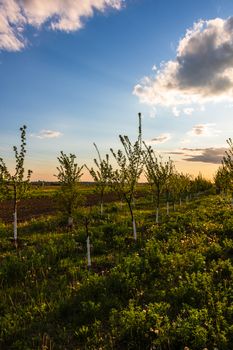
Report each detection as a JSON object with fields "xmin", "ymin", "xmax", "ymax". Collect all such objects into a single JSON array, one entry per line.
[
  {"xmin": 214, "ymin": 166, "xmax": 231, "ymax": 196},
  {"xmin": 191, "ymin": 173, "xmax": 213, "ymax": 197},
  {"xmin": 0, "ymin": 125, "xmax": 32, "ymax": 243},
  {"xmin": 79, "ymin": 207, "xmax": 93, "ymax": 269},
  {"xmin": 222, "ymin": 138, "xmax": 233, "ymax": 201},
  {"xmin": 110, "ymin": 113, "xmax": 143, "ymax": 241},
  {"xmin": 55, "ymin": 151, "xmax": 83, "ymax": 227},
  {"xmin": 84, "ymin": 214, "xmax": 91, "ymax": 269},
  {"xmin": 85, "ymin": 143, "xmax": 112, "ymax": 215},
  {"xmin": 143, "ymin": 143, "xmax": 173, "ymax": 223},
  {"xmin": 176, "ymin": 173, "xmax": 191, "ymax": 207}
]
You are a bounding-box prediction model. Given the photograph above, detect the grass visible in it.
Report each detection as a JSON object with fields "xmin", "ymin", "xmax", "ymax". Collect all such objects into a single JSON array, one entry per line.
[{"xmin": 0, "ymin": 193, "xmax": 233, "ymax": 349}]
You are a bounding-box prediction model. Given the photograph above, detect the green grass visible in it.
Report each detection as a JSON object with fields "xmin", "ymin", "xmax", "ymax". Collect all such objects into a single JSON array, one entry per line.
[{"xmin": 0, "ymin": 194, "xmax": 233, "ymax": 349}]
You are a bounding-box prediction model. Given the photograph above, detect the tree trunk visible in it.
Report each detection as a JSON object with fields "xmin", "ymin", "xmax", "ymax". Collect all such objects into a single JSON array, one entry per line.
[
  {"xmin": 132, "ymin": 218, "xmax": 136, "ymax": 241},
  {"xmin": 127, "ymin": 199, "xmax": 137, "ymax": 241},
  {"xmin": 13, "ymin": 210, "xmax": 17, "ymax": 242},
  {"xmin": 173, "ymin": 201, "xmax": 175, "ymax": 211},
  {"xmin": 156, "ymin": 207, "xmax": 159, "ymax": 223},
  {"xmin": 100, "ymin": 202, "xmax": 103, "ymax": 216},
  {"xmin": 87, "ymin": 236, "xmax": 91, "ymax": 268},
  {"xmin": 166, "ymin": 201, "xmax": 169, "ymax": 216},
  {"xmin": 13, "ymin": 184, "xmax": 17, "ymax": 242},
  {"xmin": 100, "ymin": 191, "xmax": 104, "ymax": 215},
  {"xmin": 68, "ymin": 216, "xmax": 74, "ymax": 228}
]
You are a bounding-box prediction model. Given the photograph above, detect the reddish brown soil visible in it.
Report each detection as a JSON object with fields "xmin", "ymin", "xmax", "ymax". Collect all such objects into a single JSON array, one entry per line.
[
  {"xmin": 0, "ymin": 192, "xmax": 119, "ymax": 224},
  {"xmin": 0, "ymin": 197, "xmax": 58, "ymax": 224}
]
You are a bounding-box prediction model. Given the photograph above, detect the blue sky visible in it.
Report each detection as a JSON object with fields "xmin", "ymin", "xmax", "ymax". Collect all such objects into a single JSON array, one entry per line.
[{"xmin": 1, "ymin": 0, "xmax": 233, "ymax": 180}]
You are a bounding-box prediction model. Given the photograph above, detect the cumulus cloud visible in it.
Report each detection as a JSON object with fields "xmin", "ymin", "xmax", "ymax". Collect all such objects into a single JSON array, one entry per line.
[
  {"xmin": 0, "ymin": 0, "xmax": 124, "ymax": 51},
  {"xmin": 31, "ymin": 129, "xmax": 62, "ymax": 139},
  {"xmin": 187, "ymin": 123, "xmax": 220, "ymax": 136},
  {"xmin": 182, "ymin": 147, "xmax": 226, "ymax": 164},
  {"xmin": 133, "ymin": 17, "xmax": 233, "ymax": 106},
  {"xmin": 147, "ymin": 133, "xmax": 171, "ymax": 145}
]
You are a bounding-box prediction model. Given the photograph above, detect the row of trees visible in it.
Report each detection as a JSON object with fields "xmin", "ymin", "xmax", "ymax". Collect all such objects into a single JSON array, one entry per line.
[
  {"xmin": 1, "ymin": 116, "xmax": 230, "ymax": 245},
  {"xmin": 56, "ymin": 114, "xmax": 213, "ymax": 239},
  {"xmin": 214, "ymin": 138, "xmax": 233, "ymax": 197}
]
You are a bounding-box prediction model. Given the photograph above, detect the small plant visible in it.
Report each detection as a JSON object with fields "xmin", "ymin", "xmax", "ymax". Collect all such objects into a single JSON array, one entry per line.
[
  {"xmin": 55, "ymin": 151, "xmax": 83, "ymax": 227},
  {"xmin": 110, "ymin": 113, "xmax": 143, "ymax": 240},
  {"xmin": 0, "ymin": 125, "xmax": 32, "ymax": 243},
  {"xmin": 86, "ymin": 143, "xmax": 112, "ymax": 215},
  {"xmin": 221, "ymin": 138, "xmax": 233, "ymax": 200},
  {"xmin": 143, "ymin": 143, "xmax": 173, "ymax": 223}
]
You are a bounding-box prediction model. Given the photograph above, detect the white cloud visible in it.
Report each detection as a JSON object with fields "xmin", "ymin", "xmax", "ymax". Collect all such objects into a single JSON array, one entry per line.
[
  {"xmin": 183, "ymin": 107, "xmax": 194, "ymax": 115},
  {"xmin": 0, "ymin": 0, "xmax": 26, "ymax": 51},
  {"xmin": 172, "ymin": 107, "xmax": 180, "ymax": 117},
  {"xmin": 0, "ymin": 0, "xmax": 124, "ymax": 51},
  {"xmin": 148, "ymin": 106, "xmax": 157, "ymax": 118},
  {"xmin": 31, "ymin": 130, "xmax": 62, "ymax": 139},
  {"xmin": 133, "ymin": 17, "xmax": 233, "ymax": 107},
  {"xmin": 187, "ymin": 123, "xmax": 220, "ymax": 137},
  {"xmin": 199, "ymin": 105, "xmax": 205, "ymax": 112},
  {"xmin": 146, "ymin": 133, "xmax": 171, "ymax": 145}
]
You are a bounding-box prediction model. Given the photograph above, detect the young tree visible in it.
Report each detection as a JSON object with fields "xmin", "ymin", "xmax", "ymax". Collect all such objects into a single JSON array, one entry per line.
[
  {"xmin": 0, "ymin": 125, "xmax": 32, "ymax": 243},
  {"xmin": 143, "ymin": 145, "xmax": 173, "ymax": 223},
  {"xmin": 167, "ymin": 172, "xmax": 179, "ymax": 211},
  {"xmin": 191, "ymin": 173, "xmax": 213, "ymax": 196},
  {"xmin": 85, "ymin": 143, "xmax": 112, "ymax": 215},
  {"xmin": 110, "ymin": 113, "xmax": 143, "ymax": 241},
  {"xmin": 214, "ymin": 165, "xmax": 231, "ymax": 195},
  {"xmin": 220, "ymin": 138, "xmax": 233, "ymax": 201},
  {"xmin": 55, "ymin": 152, "xmax": 83, "ymax": 227},
  {"xmin": 176, "ymin": 173, "xmax": 192, "ymax": 206},
  {"xmin": 223, "ymin": 138, "xmax": 233, "ymax": 172}
]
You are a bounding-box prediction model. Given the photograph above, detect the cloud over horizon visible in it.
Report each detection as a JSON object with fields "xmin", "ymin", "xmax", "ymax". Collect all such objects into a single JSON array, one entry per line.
[
  {"xmin": 167, "ymin": 147, "xmax": 226, "ymax": 164},
  {"xmin": 31, "ymin": 129, "xmax": 62, "ymax": 139},
  {"xmin": 146, "ymin": 133, "xmax": 171, "ymax": 145},
  {"xmin": 133, "ymin": 17, "xmax": 233, "ymax": 107},
  {"xmin": 187, "ymin": 123, "xmax": 220, "ymax": 137},
  {"xmin": 0, "ymin": 0, "xmax": 124, "ymax": 51},
  {"xmin": 182, "ymin": 147, "xmax": 226, "ymax": 164}
]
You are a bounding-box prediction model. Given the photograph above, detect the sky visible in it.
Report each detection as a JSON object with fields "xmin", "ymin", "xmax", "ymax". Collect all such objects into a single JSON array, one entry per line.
[{"xmin": 1, "ymin": 0, "xmax": 233, "ymax": 181}]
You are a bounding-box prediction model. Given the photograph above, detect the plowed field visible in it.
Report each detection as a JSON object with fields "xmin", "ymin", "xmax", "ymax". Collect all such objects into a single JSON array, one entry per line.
[{"xmin": 0, "ymin": 192, "xmax": 120, "ymax": 223}]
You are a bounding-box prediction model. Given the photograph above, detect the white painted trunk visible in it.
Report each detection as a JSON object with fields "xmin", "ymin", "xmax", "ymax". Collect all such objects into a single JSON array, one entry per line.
[
  {"xmin": 156, "ymin": 208, "xmax": 159, "ymax": 223},
  {"xmin": 68, "ymin": 216, "xmax": 73, "ymax": 227},
  {"xmin": 179, "ymin": 197, "xmax": 182, "ymax": 206},
  {"xmin": 13, "ymin": 211, "xmax": 17, "ymax": 241},
  {"xmin": 87, "ymin": 236, "xmax": 91, "ymax": 268},
  {"xmin": 166, "ymin": 202, "xmax": 169, "ymax": 216},
  {"xmin": 133, "ymin": 218, "xmax": 137, "ymax": 241}
]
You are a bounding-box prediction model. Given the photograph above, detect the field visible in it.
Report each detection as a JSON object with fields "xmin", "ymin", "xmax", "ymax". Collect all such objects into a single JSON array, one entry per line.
[{"xmin": 0, "ymin": 186, "xmax": 233, "ymax": 350}]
